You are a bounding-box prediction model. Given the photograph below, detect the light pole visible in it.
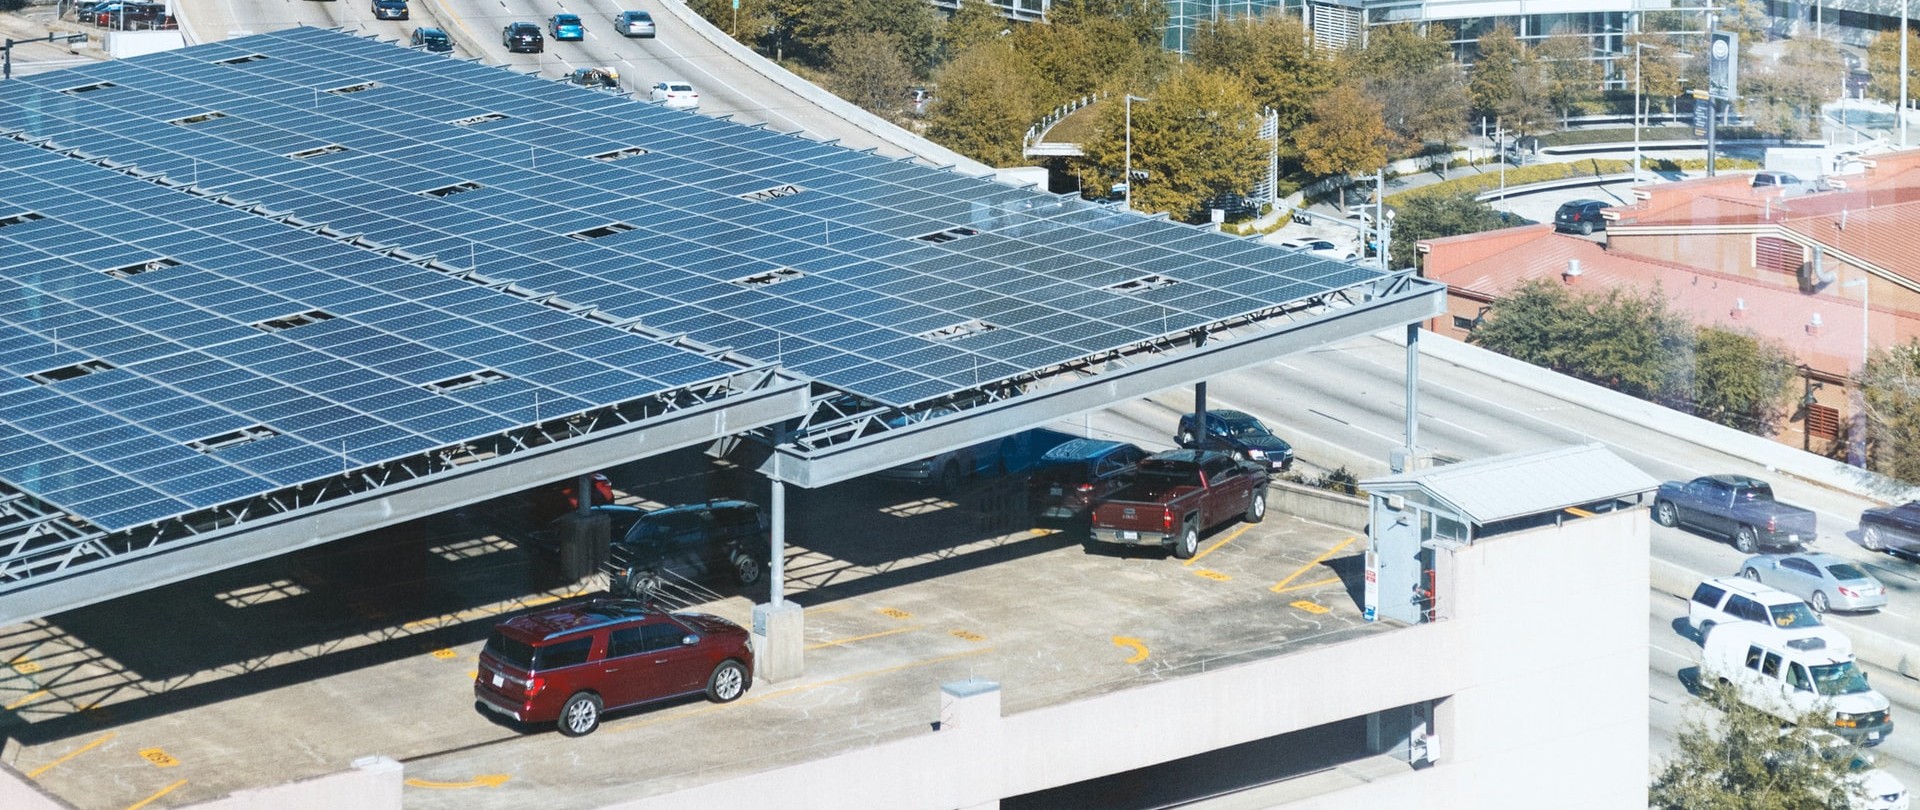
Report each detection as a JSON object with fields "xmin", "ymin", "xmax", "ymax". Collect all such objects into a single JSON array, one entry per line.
[
  {"xmin": 1633, "ymin": 41, "xmax": 1660, "ymax": 184},
  {"xmin": 1904, "ymin": 0, "xmax": 1911, "ymax": 147},
  {"xmin": 1124, "ymin": 94, "xmax": 1149, "ymax": 211}
]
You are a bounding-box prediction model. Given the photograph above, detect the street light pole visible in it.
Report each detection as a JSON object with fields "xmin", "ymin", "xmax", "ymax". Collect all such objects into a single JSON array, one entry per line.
[
  {"xmin": 1904, "ymin": 1, "xmax": 1911, "ymax": 147},
  {"xmin": 1123, "ymin": 94, "xmax": 1149, "ymax": 212}
]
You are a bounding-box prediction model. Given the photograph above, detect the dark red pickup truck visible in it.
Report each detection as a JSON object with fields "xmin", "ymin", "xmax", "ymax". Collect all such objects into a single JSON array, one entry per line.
[{"xmin": 1088, "ymin": 449, "xmax": 1269, "ymax": 558}]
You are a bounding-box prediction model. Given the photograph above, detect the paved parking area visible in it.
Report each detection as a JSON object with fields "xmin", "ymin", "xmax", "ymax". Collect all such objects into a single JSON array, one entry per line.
[{"xmin": 0, "ymin": 448, "xmax": 1384, "ymax": 809}]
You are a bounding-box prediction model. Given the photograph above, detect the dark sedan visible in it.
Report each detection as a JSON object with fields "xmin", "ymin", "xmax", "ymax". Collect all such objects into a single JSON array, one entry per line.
[
  {"xmin": 1860, "ymin": 501, "xmax": 1920, "ymax": 557},
  {"xmin": 1028, "ymin": 439, "xmax": 1149, "ymax": 521},
  {"xmin": 502, "ymin": 22, "xmax": 543, "ymax": 53}
]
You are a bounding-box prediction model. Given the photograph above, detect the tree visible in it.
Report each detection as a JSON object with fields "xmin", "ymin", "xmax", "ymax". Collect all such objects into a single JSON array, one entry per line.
[
  {"xmin": 1386, "ymin": 191, "xmax": 1508, "ymax": 269},
  {"xmin": 1190, "ymin": 12, "xmax": 1334, "ymax": 160},
  {"xmin": 1295, "ymin": 82, "xmax": 1390, "ymax": 207},
  {"xmin": 1468, "ymin": 280, "xmax": 1693, "ymax": 403},
  {"xmin": 826, "ymin": 32, "xmax": 917, "ymax": 120},
  {"xmin": 689, "ymin": 0, "xmax": 777, "ymax": 47},
  {"xmin": 1689, "ymin": 327, "xmax": 1796, "ymax": 436},
  {"xmin": 1015, "ymin": 14, "xmax": 1168, "ymax": 101},
  {"xmin": 1468, "ymin": 24, "xmax": 1550, "ymax": 136},
  {"xmin": 1626, "ymin": 33, "xmax": 1685, "ymax": 117},
  {"xmin": 1538, "ymin": 28, "xmax": 1599, "ymax": 126},
  {"xmin": 941, "ymin": 0, "xmax": 1009, "ymax": 59},
  {"xmin": 1345, "ymin": 24, "xmax": 1467, "ymax": 150},
  {"xmin": 771, "ymin": 0, "xmax": 940, "ymax": 71},
  {"xmin": 1046, "ymin": 0, "xmax": 1166, "ymax": 51},
  {"xmin": 1866, "ymin": 29, "xmax": 1920, "ymax": 106},
  {"xmin": 1077, "ymin": 67, "xmax": 1266, "ymax": 219},
  {"xmin": 926, "ymin": 41, "xmax": 1045, "ymax": 166},
  {"xmin": 1650, "ymin": 683, "xmax": 1860, "ymax": 809},
  {"xmin": 1713, "ymin": 0, "xmax": 1772, "ymax": 43},
  {"xmin": 1742, "ymin": 38, "xmax": 1846, "ymax": 138},
  {"xmin": 1861, "ymin": 340, "xmax": 1920, "ymax": 483}
]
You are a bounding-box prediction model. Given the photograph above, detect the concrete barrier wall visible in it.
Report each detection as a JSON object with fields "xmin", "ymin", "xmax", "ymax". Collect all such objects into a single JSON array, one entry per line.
[
  {"xmin": 175, "ymin": 756, "xmax": 401, "ymax": 810},
  {"xmin": 1269, "ymin": 479, "xmax": 1368, "ymax": 530},
  {"xmin": 0, "ymin": 762, "xmax": 73, "ymax": 810}
]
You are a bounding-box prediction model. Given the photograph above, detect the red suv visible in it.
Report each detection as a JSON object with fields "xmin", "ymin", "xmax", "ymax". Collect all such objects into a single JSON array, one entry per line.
[{"xmin": 474, "ymin": 598, "xmax": 753, "ymax": 736}]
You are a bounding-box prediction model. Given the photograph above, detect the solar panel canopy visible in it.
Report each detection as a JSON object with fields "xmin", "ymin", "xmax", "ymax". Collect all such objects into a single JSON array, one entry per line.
[
  {"xmin": 0, "ymin": 26, "xmax": 1386, "ymax": 413},
  {"xmin": 0, "ymin": 136, "xmax": 741, "ymax": 532}
]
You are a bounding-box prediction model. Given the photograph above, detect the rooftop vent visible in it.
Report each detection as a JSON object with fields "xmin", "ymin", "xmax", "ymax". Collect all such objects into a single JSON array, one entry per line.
[
  {"xmin": 589, "ymin": 146, "xmax": 650, "ymax": 161},
  {"xmin": 286, "ymin": 144, "xmax": 347, "ymax": 160},
  {"xmin": 1106, "ymin": 274, "xmax": 1179, "ymax": 294},
  {"xmin": 61, "ymin": 82, "xmax": 115, "ymax": 94},
  {"xmin": 212, "ymin": 53, "xmax": 268, "ymax": 65},
  {"xmin": 919, "ymin": 319, "xmax": 997, "ymax": 342},
  {"xmin": 741, "ymin": 184, "xmax": 804, "ymax": 202},
  {"xmin": 569, "ymin": 222, "xmax": 636, "ymax": 240},
  {"xmin": 422, "ymin": 181, "xmax": 483, "ymax": 198},
  {"xmin": 26, "ymin": 359, "xmax": 115, "ymax": 385},
  {"xmin": 449, "ymin": 112, "xmax": 508, "ymax": 127},
  {"xmin": 426, "ymin": 369, "xmax": 509, "ymax": 393},
  {"xmin": 0, "ymin": 212, "xmax": 46, "ymax": 229},
  {"xmin": 732, "ymin": 267, "xmax": 805, "ymax": 287},
  {"xmin": 1785, "ymin": 636, "xmax": 1827, "ymax": 651},
  {"xmin": 253, "ymin": 310, "xmax": 336, "ymax": 332},
  {"xmin": 917, "ymin": 227, "xmax": 979, "ymax": 243},
  {"xmin": 168, "ymin": 111, "xmax": 228, "ymax": 126},
  {"xmin": 189, "ymin": 425, "xmax": 279, "ymax": 453},
  {"xmin": 104, "ymin": 258, "xmax": 181, "ymax": 278},
  {"xmin": 325, "ymin": 81, "xmax": 378, "ymax": 95}
]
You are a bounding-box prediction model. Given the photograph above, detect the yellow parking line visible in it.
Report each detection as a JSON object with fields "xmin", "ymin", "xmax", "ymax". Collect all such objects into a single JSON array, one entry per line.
[
  {"xmin": 1184, "ymin": 523, "xmax": 1253, "ymax": 567},
  {"xmin": 27, "ymin": 732, "xmax": 115, "ymax": 778},
  {"xmin": 805, "ymin": 626, "xmax": 915, "ymax": 650},
  {"xmin": 1565, "ymin": 506, "xmax": 1595, "ymax": 518},
  {"xmin": 1269, "ymin": 536, "xmax": 1357, "ymax": 593},
  {"xmin": 125, "ymin": 778, "xmax": 186, "ymax": 810},
  {"xmin": 6, "ymin": 689, "xmax": 48, "ymax": 710},
  {"xmin": 610, "ymin": 647, "xmax": 993, "ymax": 733},
  {"xmin": 1270, "ymin": 576, "xmax": 1342, "ymax": 595}
]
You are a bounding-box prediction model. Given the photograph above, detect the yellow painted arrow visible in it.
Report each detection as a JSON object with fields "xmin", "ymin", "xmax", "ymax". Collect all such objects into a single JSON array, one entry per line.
[
  {"xmin": 404, "ymin": 774, "xmax": 511, "ymax": 790},
  {"xmin": 1110, "ymin": 636, "xmax": 1150, "ymax": 664}
]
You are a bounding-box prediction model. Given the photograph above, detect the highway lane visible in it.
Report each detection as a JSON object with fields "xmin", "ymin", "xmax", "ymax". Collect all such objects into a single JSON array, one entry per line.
[{"xmin": 1648, "ymin": 589, "xmax": 1920, "ymax": 792}]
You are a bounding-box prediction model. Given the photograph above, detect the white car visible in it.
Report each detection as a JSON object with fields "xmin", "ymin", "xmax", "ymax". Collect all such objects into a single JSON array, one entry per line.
[
  {"xmin": 1276, "ymin": 238, "xmax": 1356, "ymax": 261},
  {"xmin": 650, "ymin": 80, "xmax": 698, "ymax": 110},
  {"xmin": 1799, "ymin": 731, "xmax": 1911, "ymax": 810}
]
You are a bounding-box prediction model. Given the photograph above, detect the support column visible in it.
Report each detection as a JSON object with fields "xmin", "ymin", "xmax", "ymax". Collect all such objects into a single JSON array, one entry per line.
[
  {"xmin": 753, "ymin": 477, "xmax": 803, "ymax": 682},
  {"xmin": 1192, "ymin": 330, "xmax": 1208, "ymax": 449},
  {"xmin": 939, "ymin": 680, "xmax": 1004, "ymax": 810}
]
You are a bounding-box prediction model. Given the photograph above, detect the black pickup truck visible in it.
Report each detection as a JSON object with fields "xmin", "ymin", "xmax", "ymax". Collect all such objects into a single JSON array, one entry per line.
[{"xmin": 1653, "ymin": 474, "xmax": 1817, "ymax": 553}]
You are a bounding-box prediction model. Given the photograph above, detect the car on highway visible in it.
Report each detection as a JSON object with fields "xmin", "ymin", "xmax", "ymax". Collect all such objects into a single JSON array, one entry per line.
[
  {"xmin": 409, "ymin": 26, "xmax": 452, "ymax": 52},
  {"xmin": 603, "ymin": 499, "xmax": 769, "ymax": 599},
  {"xmin": 1653, "ymin": 474, "xmax": 1816, "ymax": 554},
  {"xmin": 1174, "ymin": 409, "xmax": 1294, "ymax": 472},
  {"xmin": 1028, "ymin": 439, "xmax": 1149, "ymax": 522},
  {"xmin": 568, "ymin": 67, "xmax": 621, "ymax": 90},
  {"xmin": 1703, "ymin": 622, "xmax": 1893, "ymax": 747},
  {"xmin": 1858, "ymin": 501, "xmax": 1920, "ymax": 557},
  {"xmin": 1741, "ymin": 553, "xmax": 1889, "ymax": 613},
  {"xmin": 371, "ymin": 0, "xmax": 408, "ymax": 20},
  {"xmin": 474, "ymin": 598, "xmax": 753, "ymax": 737},
  {"xmin": 1781, "ymin": 731, "xmax": 1910, "ymax": 810},
  {"xmin": 1553, "ymin": 199, "xmax": 1612, "ymax": 235},
  {"xmin": 548, "ymin": 13, "xmax": 585, "ymax": 41},
  {"xmin": 1687, "ymin": 575, "xmax": 1833, "ymax": 641},
  {"xmin": 1275, "ymin": 238, "xmax": 1356, "ymax": 261},
  {"xmin": 613, "ymin": 10, "xmax": 656, "ymax": 37},
  {"xmin": 650, "ymin": 80, "xmax": 699, "ymax": 109},
  {"xmin": 502, "ymin": 22, "xmax": 543, "ymax": 53}
]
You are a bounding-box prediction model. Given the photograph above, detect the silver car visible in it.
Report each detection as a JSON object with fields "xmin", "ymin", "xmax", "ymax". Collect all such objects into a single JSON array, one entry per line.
[
  {"xmin": 1740, "ymin": 552, "xmax": 1888, "ymax": 613},
  {"xmin": 613, "ymin": 10, "xmax": 655, "ymax": 38}
]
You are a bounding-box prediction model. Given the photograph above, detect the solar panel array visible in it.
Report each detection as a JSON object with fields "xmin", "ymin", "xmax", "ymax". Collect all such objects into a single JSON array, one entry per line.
[
  {"xmin": 0, "ymin": 136, "xmax": 739, "ymax": 532},
  {"xmin": 0, "ymin": 26, "xmax": 1383, "ymax": 409}
]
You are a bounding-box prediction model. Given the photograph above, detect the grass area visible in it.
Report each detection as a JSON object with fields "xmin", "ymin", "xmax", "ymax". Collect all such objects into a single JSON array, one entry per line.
[
  {"xmin": 1384, "ymin": 156, "xmax": 1760, "ymax": 205},
  {"xmin": 1536, "ymin": 125, "xmax": 1764, "ymax": 147},
  {"xmin": 1042, "ymin": 102, "xmax": 1105, "ymax": 144}
]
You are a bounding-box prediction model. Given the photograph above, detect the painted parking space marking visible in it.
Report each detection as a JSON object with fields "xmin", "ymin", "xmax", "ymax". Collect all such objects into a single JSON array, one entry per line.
[
  {"xmin": 137, "ymin": 747, "xmax": 179, "ymax": 768},
  {"xmin": 125, "ymin": 778, "xmax": 186, "ymax": 810},
  {"xmin": 1271, "ymin": 576, "xmax": 1341, "ymax": 595},
  {"xmin": 12, "ymin": 658, "xmax": 42, "ymax": 675},
  {"xmin": 404, "ymin": 774, "xmax": 511, "ymax": 790},
  {"xmin": 6, "ymin": 689, "xmax": 48, "ymax": 710},
  {"xmin": 27, "ymin": 732, "xmax": 114, "ymax": 778},
  {"xmin": 1110, "ymin": 636, "xmax": 1150, "ymax": 663},
  {"xmin": 804, "ymin": 626, "xmax": 916, "ymax": 651},
  {"xmin": 430, "ymin": 648, "xmax": 459, "ymax": 660},
  {"xmin": 1290, "ymin": 601, "xmax": 1330, "ymax": 614},
  {"xmin": 949, "ymin": 630, "xmax": 987, "ymax": 643},
  {"xmin": 1191, "ymin": 569, "xmax": 1232, "ymax": 581},
  {"xmin": 1185, "ymin": 523, "xmax": 1253, "ymax": 567},
  {"xmin": 609, "ymin": 647, "xmax": 995, "ymax": 734},
  {"xmin": 877, "ymin": 607, "xmax": 911, "ymax": 620},
  {"xmin": 1270, "ymin": 536, "xmax": 1357, "ymax": 593}
]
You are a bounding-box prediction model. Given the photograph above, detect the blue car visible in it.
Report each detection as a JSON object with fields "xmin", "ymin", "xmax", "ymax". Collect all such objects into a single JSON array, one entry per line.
[{"xmin": 547, "ymin": 13, "xmax": 584, "ymax": 41}]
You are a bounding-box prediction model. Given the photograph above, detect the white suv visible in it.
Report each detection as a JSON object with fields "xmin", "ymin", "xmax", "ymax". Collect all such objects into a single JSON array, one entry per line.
[{"xmin": 1688, "ymin": 576, "xmax": 1836, "ymax": 644}]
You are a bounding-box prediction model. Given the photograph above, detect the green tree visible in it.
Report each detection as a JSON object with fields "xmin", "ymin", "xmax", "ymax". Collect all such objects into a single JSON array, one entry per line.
[
  {"xmin": 1469, "ymin": 24, "xmax": 1550, "ymax": 136},
  {"xmin": 772, "ymin": 0, "xmax": 940, "ymax": 70},
  {"xmin": 1538, "ymin": 28, "xmax": 1599, "ymax": 126},
  {"xmin": 689, "ymin": 0, "xmax": 777, "ymax": 45},
  {"xmin": 1190, "ymin": 12, "xmax": 1333, "ymax": 160},
  {"xmin": 926, "ymin": 41, "xmax": 1044, "ymax": 166},
  {"xmin": 1046, "ymin": 0, "xmax": 1166, "ymax": 51},
  {"xmin": 1345, "ymin": 24, "xmax": 1467, "ymax": 151},
  {"xmin": 1469, "ymin": 280, "xmax": 1693, "ymax": 402},
  {"xmin": 1742, "ymin": 38, "xmax": 1845, "ymax": 138},
  {"xmin": 1650, "ymin": 684, "xmax": 1860, "ymax": 810},
  {"xmin": 1626, "ymin": 33, "xmax": 1685, "ymax": 117},
  {"xmin": 940, "ymin": 0, "xmax": 1010, "ymax": 59},
  {"xmin": 1690, "ymin": 327, "xmax": 1796, "ymax": 435},
  {"xmin": 1861, "ymin": 340, "xmax": 1920, "ymax": 483},
  {"xmin": 1295, "ymin": 82, "xmax": 1391, "ymax": 206},
  {"xmin": 1866, "ymin": 29, "xmax": 1920, "ymax": 106},
  {"xmin": 1078, "ymin": 67, "xmax": 1266, "ymax": 219},
  {"xmin": 1387, "ymin": 191, "xmax": 1507, "ymax": 270},
  {"xmin": 1713, "ymin": 0, "xmax": 1772, "ymax": 43},
  {"xmin": 1015, "ymin": 15, "xmax": 1168, "ymax": 101},
  {"xmin": 826, "ymin": 32, "xmax": 918, "ymax": 120}
]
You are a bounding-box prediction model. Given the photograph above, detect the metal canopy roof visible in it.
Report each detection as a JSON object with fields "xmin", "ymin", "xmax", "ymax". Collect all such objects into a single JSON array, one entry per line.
[
  {"xmin": 0, "ymin": 27, "xmax": 1387, "ymax": 414},
  {"xmin": 1359, "ymin": 443, "xmax": 1658, "ymax": 527},
  {"xmin": 0, "ymin": 134, "xmax": 808, "ymax": 620}
]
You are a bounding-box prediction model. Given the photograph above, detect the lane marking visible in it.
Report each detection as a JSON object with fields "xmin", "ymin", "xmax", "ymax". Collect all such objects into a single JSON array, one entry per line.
[
  {"xmin": 1270, "ymin": 536, "xmax": 1357, "ymax": 593},
  {"xmin": 1110, "ymin": 636, "xmax": 1149, "ymax": 663},
  {"xmin": 1185, "ymin": 523, "xmax": 1252, "ymax": 567},
  {"xmin": 804, "ymin": 626, "xmax": 914, "ymax": 650},
  {"xmin": 610, "ymin": 647, "xmax": 993, "ymax": 733},
  {"xmin": 27, "ymin": 732, "xmax": 115, "ymax": 778},
  {"xmin": 1270, "ymin": 575, "xmax": 1341, "ymax": 594},
  {"xmin": 125, "ymin": 779, "xmax": 187, "ymax": 810},
  {"xmin": 6, "ymin": 689, "xmax": 48, "ymax": 710},
  {"xmin": 1427, "ymin": 415, "xmax": 1487, "ymax": 438},
  {"xmin": 404, "ymin": 774, "xmax": 511, "ymax": 790}
]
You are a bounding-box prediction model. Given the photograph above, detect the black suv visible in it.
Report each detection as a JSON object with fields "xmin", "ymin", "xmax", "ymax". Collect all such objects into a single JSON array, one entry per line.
[
  {"xmin": 1553, "ymin": 199, "xmax": 1612, "ymax": 235},
  {"xmin": 502, "ymin": 22, "xmax": 543, "ymax": 53},
  {"xmin": 1175, "ymin": 409, "xmax": 1294, "ymax": 472},
  {"xmin": 597, "ymin": 500, "xmax": 769, "ymax": 599},
  {"xmin": 410, "ymin": 26, "xmax": 452, "ymax": 52}
]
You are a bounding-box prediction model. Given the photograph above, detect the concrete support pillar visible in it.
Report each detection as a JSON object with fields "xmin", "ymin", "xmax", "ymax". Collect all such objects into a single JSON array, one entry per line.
[
  {"xmin": 552, "ymin": 510, "xmax": 609, "ymax": 582},
  {"xmin": 939, "ymin": 679, "xmax": 1003, "ymax": 810},
  {"xmin": 753, "ymin": 478, "xmax": 803, "ymax": 682}
]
